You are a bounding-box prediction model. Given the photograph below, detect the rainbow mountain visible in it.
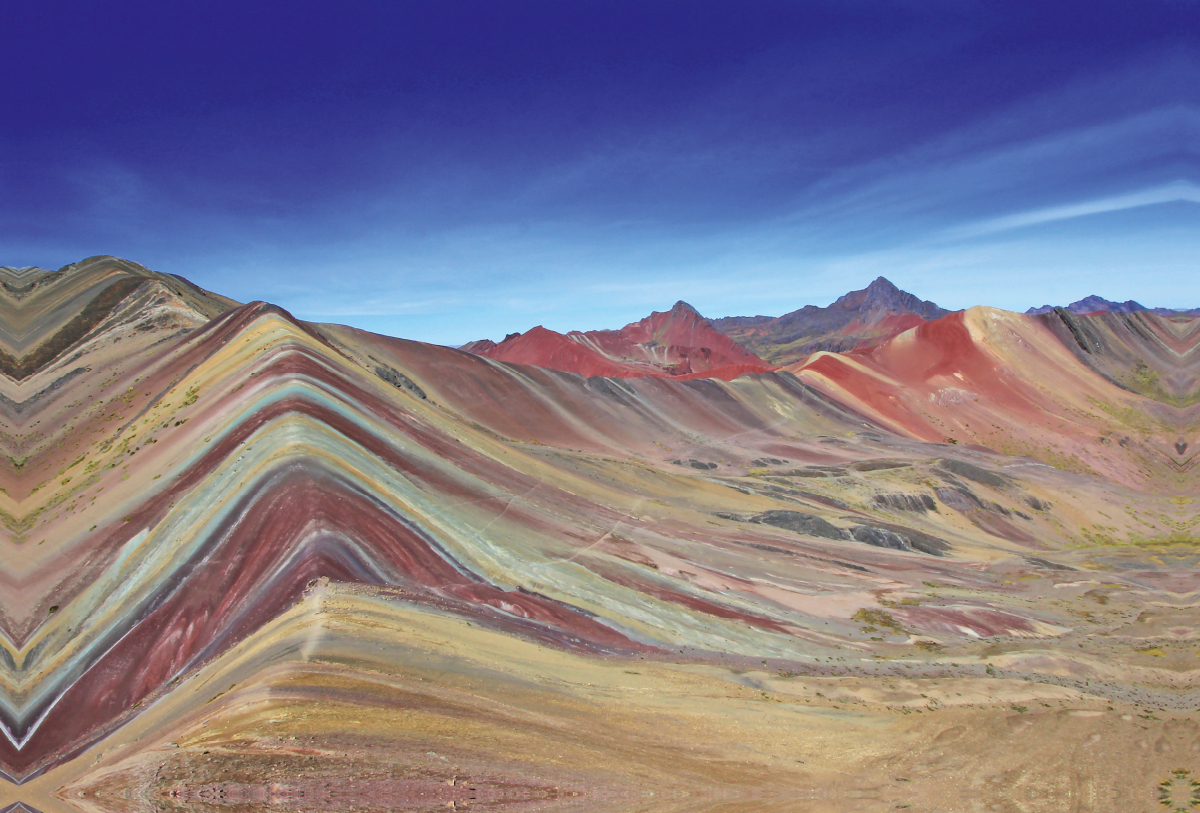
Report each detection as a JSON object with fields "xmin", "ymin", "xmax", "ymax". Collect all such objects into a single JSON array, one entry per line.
[{"xmin": 1, "ymin": 257, "xmax": 1199, "ymax": 811}]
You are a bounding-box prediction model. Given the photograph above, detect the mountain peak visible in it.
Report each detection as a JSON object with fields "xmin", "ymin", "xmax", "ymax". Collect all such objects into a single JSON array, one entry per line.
[
  {"xmin": 709, "ymin": 278, "xmax": 949, "ymax": 365},
  {"xmin": 828, "ymin": 277, "xmax": 944, "ymax": 320},
  {"xmin": 859, "ymin": 277, "xmax": 908, "ymax": 310},
  {"xmin": 669, "ymin": 300, "xmax": 702, "ymax": 316},
  {"xmin": 865, "ymin": 276, "xmax": 900, "ymax": 293}
]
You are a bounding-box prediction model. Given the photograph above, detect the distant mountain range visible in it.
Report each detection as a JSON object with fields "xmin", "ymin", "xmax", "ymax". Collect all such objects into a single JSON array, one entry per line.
[
  {"xmin": 460, "ymin": 300, "xmax": 773, "ymax": 380},
  {"xmin": 707, "ymin": 276, "xmax": 949, "ymax": 366},
  {"xmin": 462, "ymin": 277, "xmax": 1200, "ymax": 380},
  {"xmin": 462, "ymin": 276, "xmax": 949, "ymax": 377},
  {"xmin": 1027, "ymin": 295, "xmax": 1200, "ymax": 317}
]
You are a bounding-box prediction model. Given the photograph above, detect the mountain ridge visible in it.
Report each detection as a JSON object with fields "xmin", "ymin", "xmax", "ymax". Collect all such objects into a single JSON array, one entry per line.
[
  {"xmin": 1027, "ymin": 295, "xmax": 1147, "ymax": 315},
  {"xmin": 461, "ymin": 299, "xmax": 773, "ymax": 379},
  {"xmin": 710, "ymin": 276, "xmax": 950, "ymax": 365},
  {"xmin": 1027, "ymin": 294, "xmax": 1200, "ymax": 317}
]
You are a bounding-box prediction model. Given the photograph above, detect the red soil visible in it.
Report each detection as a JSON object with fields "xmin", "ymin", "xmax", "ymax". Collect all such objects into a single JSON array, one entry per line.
[{"xmin": 467, "ymin": 303, "xmax": 773, "ymax": 381}]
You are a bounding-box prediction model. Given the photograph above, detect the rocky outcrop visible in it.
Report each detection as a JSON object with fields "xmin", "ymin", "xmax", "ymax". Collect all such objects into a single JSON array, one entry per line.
[{"xmin": 710, "ymin": 277, "xmax": 950, "ymax": 365}]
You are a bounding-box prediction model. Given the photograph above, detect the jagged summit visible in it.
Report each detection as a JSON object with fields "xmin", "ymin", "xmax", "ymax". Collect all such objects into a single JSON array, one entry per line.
[
  {"xmin": 830, "ymin": 276, "xmax": 946, "ymax": 320},
  {"xmin": 710, "ymin": 277, "xmax": 950, "ymax": 365},
  {"xmin": 843, "ymin": 276, "xmax": 902, "ymax": 304},
  {"xmin": 668, "ymin": 300, "xmax": 702, "ymax": 316}
]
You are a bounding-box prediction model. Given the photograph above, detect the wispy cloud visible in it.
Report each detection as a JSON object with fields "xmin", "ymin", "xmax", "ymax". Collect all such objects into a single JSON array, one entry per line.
[{"xmin": 944, "ymin": 181, "xmax": 1200, "ymax": 239}]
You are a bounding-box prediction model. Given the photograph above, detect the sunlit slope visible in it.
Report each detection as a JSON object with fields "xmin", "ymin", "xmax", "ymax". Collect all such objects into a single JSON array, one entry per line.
[
  {"xmin": 40, "ymin": 581, "xmax": 1193, "ymax": 813},
  {"xmin": 788, "ymin": 307, "xmax": 1194, "ymax": 491},
  {"xmin": 6, "ymin": 299, "xmax": 894, "ymax": 778},
  {"xmin": 2, "ymin": 261, "xmax": 1197, "ymax": 799},
  {"xmin": 1, "ymin": 304, "xmax": 655, "ymax": 778},
  {"xmin": 1, "ymin": 294, "xmax": 1165, "ymax": 780}
]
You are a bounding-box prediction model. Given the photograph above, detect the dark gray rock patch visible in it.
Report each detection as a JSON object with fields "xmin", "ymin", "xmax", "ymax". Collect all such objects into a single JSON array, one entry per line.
[
  {"xmin": 938, "ymin": 458, "xmax": 1010, "ymax": 488},
  {"xmin": 749, "ymin": 510, "xmax": 845, "ymax": 540},
  {"xmin": 375, "ymin": 365, "xmax": 427, "ymax": 399},
  {"xmin": 851, "ymin": 460, "xmax": 910, "ymax": 472},
  {"xmin": 936, "ymin": 487, "xmax": 982, "ymax": 511},
  {"xmin": 850, "ymin": 523, "xmax": 949, "ymax": 556}
]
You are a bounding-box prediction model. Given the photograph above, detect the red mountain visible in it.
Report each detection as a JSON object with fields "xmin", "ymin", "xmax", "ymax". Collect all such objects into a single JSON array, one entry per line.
[{"xmin": 461, "ymin": 301, "xmax": 774, "ymax": 380}]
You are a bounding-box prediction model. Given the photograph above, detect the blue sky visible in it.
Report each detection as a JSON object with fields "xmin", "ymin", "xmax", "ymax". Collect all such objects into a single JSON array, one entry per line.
[{"xmin": 3, "ymin": 1, "xmax": 1197, "ymax": 344}]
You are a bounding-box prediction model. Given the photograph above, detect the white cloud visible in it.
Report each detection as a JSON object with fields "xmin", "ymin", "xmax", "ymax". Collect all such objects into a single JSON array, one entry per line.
[{"xmin": 944, "ymin": 181, "xmax": 1200, "ymax": 238}]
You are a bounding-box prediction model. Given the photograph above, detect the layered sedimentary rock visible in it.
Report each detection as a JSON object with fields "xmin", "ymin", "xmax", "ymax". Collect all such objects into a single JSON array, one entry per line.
[
  {"xmin": 2, "ymin": 258, "xmax": 1200, "ymax": 813},
  {"xmin": 1035, "ymin": 307, "xmax": 1200, "ymax": 406}
]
